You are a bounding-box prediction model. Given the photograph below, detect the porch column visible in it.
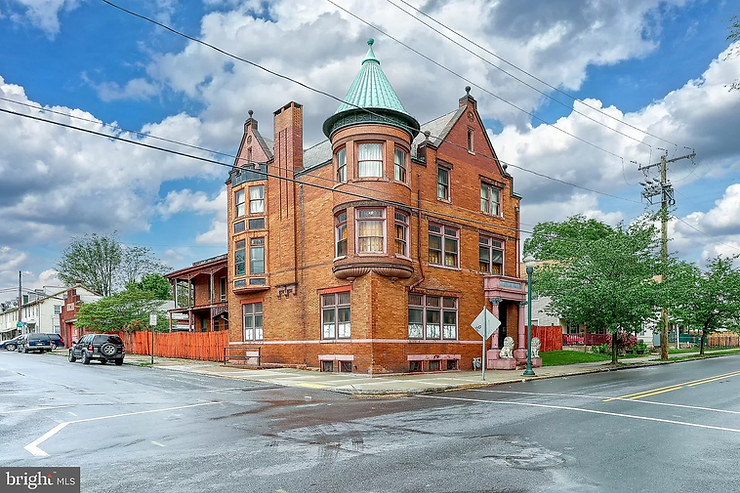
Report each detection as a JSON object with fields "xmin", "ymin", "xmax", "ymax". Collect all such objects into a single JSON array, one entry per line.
[{"xmin": 489, "ymin": 297, "xmax": 502, "ymax": 349}]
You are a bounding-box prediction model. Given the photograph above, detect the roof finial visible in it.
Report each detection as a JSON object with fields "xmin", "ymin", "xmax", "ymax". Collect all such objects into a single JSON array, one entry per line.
[
  {"xmin": 465, "ymin": 86, "xmax": 471, "ymax": 96},
  {"xmin": 363, "ymin": 38, "xmax": 379, "ymax": 64},
  {"xmin": 423, "ymin": 130, "xmax": 430, "ymax": 143},
  {"xmin": 248, "ymin": 109, "xmax": 254, "ymax": 118}
]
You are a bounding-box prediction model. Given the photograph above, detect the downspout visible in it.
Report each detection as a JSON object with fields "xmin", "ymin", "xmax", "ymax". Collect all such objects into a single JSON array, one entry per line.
[
  {"xmin": 409, "ymin": 174, "xmax": 425, "ymax": 292},
  {"xmin": 515, "ymin": 205, "xmax": 520, "ymax": 279}
]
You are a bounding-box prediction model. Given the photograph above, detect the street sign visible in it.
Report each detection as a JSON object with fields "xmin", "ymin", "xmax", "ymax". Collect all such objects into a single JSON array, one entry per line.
[
  {"xmin": 149, "ymin": 314, "xmax": 158, "ymax": 327},
  {"xmin": 471, "ymin": 308, "xmax": 500, "ymax": 340},
  {"xmin": 16, "ymin": 322, "xmax": 24, "ymax": 328}
]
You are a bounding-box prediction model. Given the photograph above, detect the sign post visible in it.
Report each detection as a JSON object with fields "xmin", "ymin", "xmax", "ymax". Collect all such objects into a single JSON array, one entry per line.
[
  {"xmin": 149, "ymin": 313, "xmax": 157, "ymax": 365},
  {"xmin": 471, "ymin": 307, "xmax": 501, "ymax": 381}
]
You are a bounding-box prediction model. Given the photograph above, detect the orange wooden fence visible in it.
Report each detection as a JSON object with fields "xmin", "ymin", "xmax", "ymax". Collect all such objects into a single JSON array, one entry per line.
[
  {"xmin": 528, "ymin": 326, "xmax": 563, "ymax": 352},
  {"xmin": 118, "ymin": 330, "xmax": 228, "ymax": 361}
]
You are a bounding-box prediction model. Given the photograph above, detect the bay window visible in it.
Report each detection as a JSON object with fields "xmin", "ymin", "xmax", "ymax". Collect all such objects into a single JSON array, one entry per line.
[
  {"xmin": 235, "ymin": 240, "xmax": 246, "ymax": 276},
  {"xmin": 357, "ymin": 208, "xmax": 385, "ymax": 253},
  {"xmin": 358, "ymin": 143, "xmax": 383, "ymax": 178},
  {"xmin": 336, "ymin": 148, "xmax": 347, "ymax": 182},
  {"xmin": 235, "ymin": 189, "xmax": 245, "ymax": 217},
  {"xmin": 249, "ymin": 185, "xmax": 264, "ymax": 214},
  {"xmin": 250, "ymin": 237, "xmax": 265, "ymax": 274},
  {"xmin": 394, "ymin": 148, "xmax": 407, "ymax": 182},
  {"xmin": 335, "ymin": 212, "xmax": 348, "ymax": 257}
]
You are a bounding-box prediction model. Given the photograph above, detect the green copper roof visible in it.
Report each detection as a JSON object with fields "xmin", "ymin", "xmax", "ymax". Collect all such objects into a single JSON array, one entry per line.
[{"xmin": 323, "ymin": 39, "xmax": 420, "ymax": 139}]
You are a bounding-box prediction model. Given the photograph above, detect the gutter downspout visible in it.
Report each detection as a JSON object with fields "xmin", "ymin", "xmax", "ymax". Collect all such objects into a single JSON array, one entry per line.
[{"xmin": 409, "ymin": 175, "xmax": 425, "ymax": 292}]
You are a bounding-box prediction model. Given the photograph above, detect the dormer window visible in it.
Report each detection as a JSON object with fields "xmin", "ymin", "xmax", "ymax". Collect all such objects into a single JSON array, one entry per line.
[{"xmin": 358, "ymin": 143, "xmax": 383, "ymax": 178}]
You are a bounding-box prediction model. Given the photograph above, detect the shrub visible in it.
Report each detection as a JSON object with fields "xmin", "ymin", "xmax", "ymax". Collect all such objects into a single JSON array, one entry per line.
[{"xmin": 608, "ymin": 331, "xmax": 638, "ymax": 353}]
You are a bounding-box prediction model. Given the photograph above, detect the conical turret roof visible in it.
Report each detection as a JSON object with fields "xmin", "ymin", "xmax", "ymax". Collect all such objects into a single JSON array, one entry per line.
[{"xmin": 323, "ymin": 39, "xmax": 420, "ymax": 139}]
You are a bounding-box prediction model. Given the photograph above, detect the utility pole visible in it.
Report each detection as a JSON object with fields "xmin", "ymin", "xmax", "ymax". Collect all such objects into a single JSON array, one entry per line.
[
  {"xmin": 17, "ymin": 271, "xmax": 22, "ymax": 334},
  {"xmin": 639, "ymin": 149, "xmax": 696, "ymax": 361}
]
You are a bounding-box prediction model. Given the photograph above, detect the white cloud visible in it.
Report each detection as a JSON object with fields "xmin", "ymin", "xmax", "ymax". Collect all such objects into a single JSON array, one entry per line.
[
  {"xmin": 157, "ymin": 188, "xmax": 227, "ymax": 245},
  {"xmin": 7, "ymin": 0, "xmax": 79, "ymax": 37},
  {"xmin": 0, "ymin": 77, "xmax": 227, "ymax": 247},
  {"xmin": 82, "ymin": 73, "xmax": 160, "ymax": 102}
]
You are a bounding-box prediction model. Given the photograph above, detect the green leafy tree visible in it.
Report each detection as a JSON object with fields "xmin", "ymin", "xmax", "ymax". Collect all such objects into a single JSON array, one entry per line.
[
  {"xmin": 127, "ymin": 273, "xmax": 172, "ymax": 300},
  {"xmin": 666, "ymin": 256, "xmax": 740, "ymax": 355},
  {"xmin": 57, "ymin": 233, "xmax": 170, "ymax": 295},
  {"xmin": 527, "ymin": 216, "xmax": 664, "ymax": 364},
  {"xmin": 57, "ymin": 233, "xmax": 122, "ymax": 297},
  {"xmin": 76, "ymin": 289, "xmax": 169, "ymax": 333}
]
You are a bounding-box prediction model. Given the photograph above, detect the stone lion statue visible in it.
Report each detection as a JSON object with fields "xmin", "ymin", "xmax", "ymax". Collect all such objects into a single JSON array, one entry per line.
[
  {"xmin": 531, "ymin": 337, "xmax": 541, "ymax": 359},
  {"xmin": 499, "ymin": 337, "xmax": 515, "ymax": 359}
]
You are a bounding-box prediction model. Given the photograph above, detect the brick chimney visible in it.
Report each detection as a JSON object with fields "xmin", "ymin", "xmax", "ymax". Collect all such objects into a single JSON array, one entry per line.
[{"xmin": 273, "ymin": 101, "xmax": 303, "ymax": 171}]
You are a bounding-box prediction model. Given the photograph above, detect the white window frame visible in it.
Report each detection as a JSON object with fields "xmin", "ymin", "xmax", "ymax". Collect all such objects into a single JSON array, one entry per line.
[
  {"xmin": 336, "ymin": 148, "xmax": 347, "ymax": 182},
  {"xmin": 250, "ymin": 237, "xmax": 265, "ymax": 275},
  {"xmin": 249, "ymin": 185, "xmax": 264, "ymax": 214},
  {"xmin": 235, "ymin": 189, "xmax": 246, "ymax": 217},
  {"xmin": 394, "ymin": 148, "xmax": 406, "ymax": 183},
  {"xmin": 335, "ymin": 211, "xmax": 348, "ymax": 258},
  {"xmin": 358, "ymin": 143, "xmax": 383, "ymax": 178},
  {"xmin": 437, "ymin": 167, "xmax": 449, "ymax": 200},
  {"xmin": 394, "ymin": 211, "xmax": 409, "ymax": 257}
]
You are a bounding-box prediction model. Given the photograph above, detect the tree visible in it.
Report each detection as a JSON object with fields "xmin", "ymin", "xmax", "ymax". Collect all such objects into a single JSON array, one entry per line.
[
  {"xmin": 665, "ymin": 256, "xmax": 740, "ymax": 355},
  {"xmin": 127, "ymin": 273, "xmax": 172, "ymax": 300},
  {"xmin": 526, "ymin": 216, "xmax": 664, "ymax": 364},
  {"xmin": 57, "ymin": 232, "xmax": 170, "ymax": 295},
  {"xmin": 57, "ymin": 233, "xmax": 122, "ymax": 297},
  {"xmin": 119, "ymin": 246, "xmax": 170, "ymax": 288},
  {"xmin": 76, "ymin": 289, "xmax": 169, "ymax": 333}
]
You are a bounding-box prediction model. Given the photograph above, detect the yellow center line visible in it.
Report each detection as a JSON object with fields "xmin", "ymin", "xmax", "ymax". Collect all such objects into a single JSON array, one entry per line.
[{"xmin": 604, "ymin": 370, "xmax": 740, "ymax": 401}]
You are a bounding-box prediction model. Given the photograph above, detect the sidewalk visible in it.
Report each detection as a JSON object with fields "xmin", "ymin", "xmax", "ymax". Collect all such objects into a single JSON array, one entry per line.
[{"xmin": 108, "ymin": 348, "xmax": 740, "ymax": 395}]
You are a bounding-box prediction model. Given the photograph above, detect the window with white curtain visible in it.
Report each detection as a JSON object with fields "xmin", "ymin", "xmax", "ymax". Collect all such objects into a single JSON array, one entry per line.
[
  {"xmin": 356, "ymin": 208, "xmax": 385, "ymax": 253},
  {"xmin": 249, "ymin": 186, "xmax": 264, "ymax": 213},
  {"xmin": 358, "ymin": 143, "xmax": 383, "ymax": 178},
  {"xmin": 322, "ymin": 292, "xmax": 351, "ymax": 339}
]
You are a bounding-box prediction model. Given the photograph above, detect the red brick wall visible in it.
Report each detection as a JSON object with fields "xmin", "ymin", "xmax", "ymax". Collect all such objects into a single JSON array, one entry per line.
[{"xmin": 226, "ymin": 94, "xmax": 523, "ymax": 373}]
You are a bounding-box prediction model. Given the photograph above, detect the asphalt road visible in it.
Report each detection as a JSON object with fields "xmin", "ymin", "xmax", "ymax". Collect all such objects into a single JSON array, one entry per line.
[{"xmin": 1, "ymin": 351, "xmax": 739, "ymax": 493}]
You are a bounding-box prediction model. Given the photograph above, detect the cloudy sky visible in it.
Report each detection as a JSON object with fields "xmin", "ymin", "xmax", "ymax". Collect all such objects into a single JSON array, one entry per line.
[{"xmin": 1, "ymin": 0, "xmax": 739, "ymax": 300}]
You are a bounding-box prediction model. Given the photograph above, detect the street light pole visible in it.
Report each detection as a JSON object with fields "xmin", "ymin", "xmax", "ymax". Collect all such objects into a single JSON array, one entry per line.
[{"xmin": 523, "ymin": 256, "xmax": 536, "ymax": 377}]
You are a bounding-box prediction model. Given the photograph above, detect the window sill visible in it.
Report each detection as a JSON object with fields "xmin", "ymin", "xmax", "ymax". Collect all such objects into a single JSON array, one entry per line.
[
  {"xmin": 320, "ymin": 339, "xmax": 352, "ymax": 343},
  {"xmin": 437, "ymin": 197, "xmax": 452, "ymax": 204},
  {"xmin": 427, "ymin": 264, "xmax": 462, "ymax": 272},
  {"xmin": 333, "ymin": 255, "xmax": 347, "ymax": 262},
  {"xmin": 394, "ymin": 254, "xmax": 412, "ymax": 261}
]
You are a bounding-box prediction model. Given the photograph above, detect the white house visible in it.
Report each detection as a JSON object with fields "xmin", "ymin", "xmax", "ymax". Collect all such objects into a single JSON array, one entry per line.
[{"xmin": 0, "ymin": 285, "xmax": 101, "ymax": 340}]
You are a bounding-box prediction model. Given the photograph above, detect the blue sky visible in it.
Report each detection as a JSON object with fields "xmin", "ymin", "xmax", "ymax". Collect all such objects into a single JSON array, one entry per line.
[{"xmin": 1, "ymin": 0, "xmax": 739, "ymax": 299}]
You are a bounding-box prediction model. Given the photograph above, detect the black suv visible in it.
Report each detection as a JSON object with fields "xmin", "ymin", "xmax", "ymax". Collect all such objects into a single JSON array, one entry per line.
[{"xmin": 68, "ymin": 334, "xmax": 125, "ymax": 365}]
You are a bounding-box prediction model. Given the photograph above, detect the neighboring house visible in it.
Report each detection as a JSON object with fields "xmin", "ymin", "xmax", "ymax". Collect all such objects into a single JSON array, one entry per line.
[
  {"xmin": 0, "ymin": 284, "xmax": 100, "ymax": 342},
  {"xmin": 224, "ymin": 40, "xmax": 529, "ymax": 374},
  {"xmin": 58, "ymin": 285, "xmax": 104, "ymax": 346},
  {"xmin": 164, "ymin": 254, "xmax": 228, "ymax": 332}
]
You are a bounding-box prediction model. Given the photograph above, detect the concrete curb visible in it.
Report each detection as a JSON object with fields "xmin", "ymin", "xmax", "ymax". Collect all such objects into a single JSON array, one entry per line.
[{"xmin": 41, "ymin": 347, "xmax": 740, "ymax": 396}]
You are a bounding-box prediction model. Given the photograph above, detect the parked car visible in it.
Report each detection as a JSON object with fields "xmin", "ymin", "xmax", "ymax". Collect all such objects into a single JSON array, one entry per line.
[
  {"xmin": 0, "ymin": 335, "xmax": 24, "ymax": 351},
  {"xmin": 44, "ymin": 333, "xmax": 64, "ymax": 349},
  {"xmin": 68, "ymin": 334, "xmax": 125, "ymax": 365},
  {"xmin": 19, "ymin": 333, "xmax": 53, "ymax": 353}
]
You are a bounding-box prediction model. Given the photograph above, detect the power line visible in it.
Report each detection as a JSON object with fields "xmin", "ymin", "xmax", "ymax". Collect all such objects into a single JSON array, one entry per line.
[
  {"xmin": 95, "ymin": 0, "xmax": 641, "ymax": 205},
  {"xmin": 0, "ymin": 95, "xmax": 638, "ymax": 226},
  {"xmin": 0, "ymin": 106, "xmax": 534, "ymax": 237},
  {"xmin": 389, "ymin": 0, "xmax": 678, "ymax": 148},
  {"xmin": 383, "ymin": 0, "xmax": 655, "ymax": 152},
  {"xmin": 326, "ymin": 0, "xmax": 626, "ymax": 161},
  {"xmin": 672, "ymin": 215, "xmax": 740, "ymax": 254}
]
